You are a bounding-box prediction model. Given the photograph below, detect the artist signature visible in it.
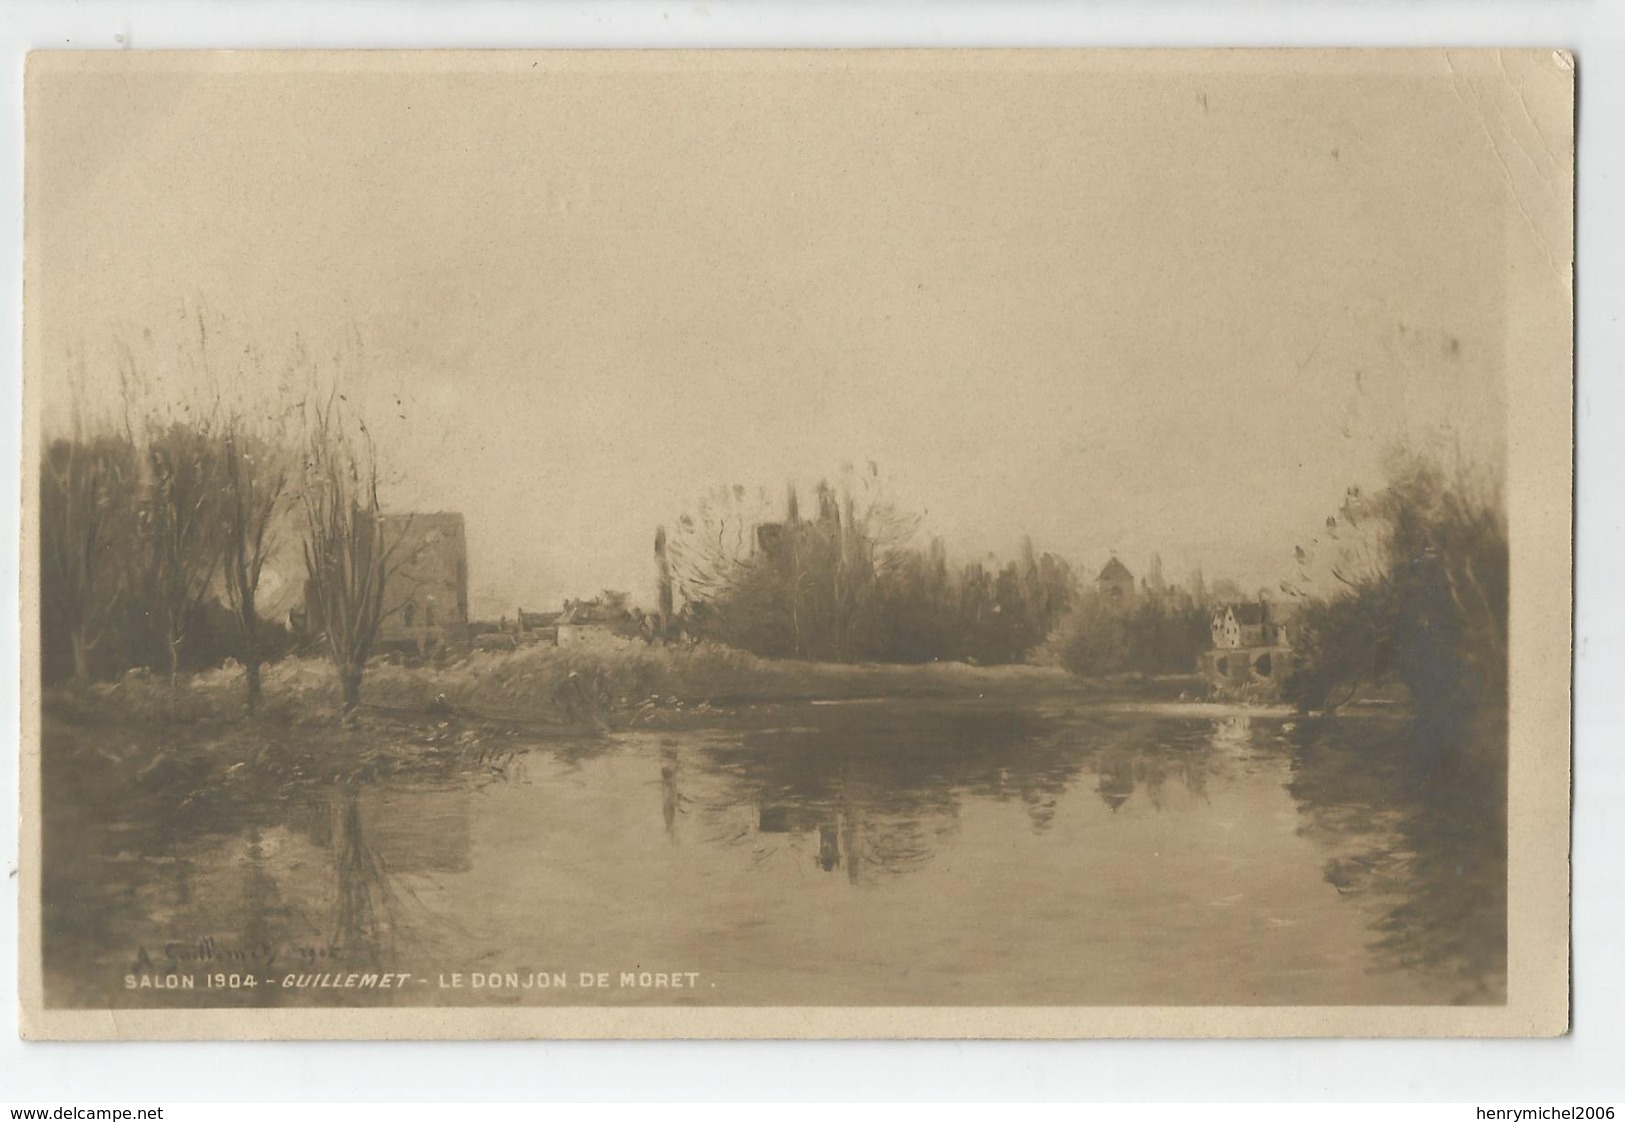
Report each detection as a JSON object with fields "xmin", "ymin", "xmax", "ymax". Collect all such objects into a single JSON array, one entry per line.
[{"xmin": 130, "ymin": 936, "xmax": 350, "ymax": 973}]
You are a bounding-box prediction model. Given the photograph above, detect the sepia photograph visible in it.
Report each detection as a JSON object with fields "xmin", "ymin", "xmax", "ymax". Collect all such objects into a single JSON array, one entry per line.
[{"xmin": 17, "ymin": 48, "xmax": 1574, "ymax": 1040}]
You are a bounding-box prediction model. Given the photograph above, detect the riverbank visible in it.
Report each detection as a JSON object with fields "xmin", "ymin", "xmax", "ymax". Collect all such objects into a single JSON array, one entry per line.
[
  {"xmin": 48, "ymin": 637, "xmax": 1203, "ymax": 731},
  {"xmin": 38, "ymin": 644, "xmax": 1212, "ymax": 867},
  {"xmin": 38, "ymin": 639, "xmax": 1219, "ymax": 800}
]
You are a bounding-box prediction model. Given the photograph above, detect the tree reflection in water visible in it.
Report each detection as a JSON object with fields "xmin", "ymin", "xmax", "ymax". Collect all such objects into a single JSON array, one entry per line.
[
  {"xmin": 1095, "ymin": 752, "xmax": 1136, "ymax": 812},
  {"xmin": 320, "ymin": 784, "xmax": 477, "ymax": 976},
  {"xmin": 701, "ymin": 703, "xmax": 1219, "ymax": 881},
  {"xmin": 330, "ymin": 788, "xmax": 399, "ymax": 969},
  {"xmin": 1285, "ymin": 713, "xmax": 1506, "ymax": 1003},
  {"xmin": 42, "ymin": 693, "xmax": 1506, "ymax": 1008},
  {"xmin": 687, "ymin": 699, "xmax": 1504, "ymax": 1002},
  {"xmin": 660, "ymin": 741, "xmax": 685, "ymax": 843}
]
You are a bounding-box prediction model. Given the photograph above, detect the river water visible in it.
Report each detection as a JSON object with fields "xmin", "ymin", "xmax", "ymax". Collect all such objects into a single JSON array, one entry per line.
[{"xmin": 41, "ymin": 693, "xmax": 1506, "ymax": 1008}]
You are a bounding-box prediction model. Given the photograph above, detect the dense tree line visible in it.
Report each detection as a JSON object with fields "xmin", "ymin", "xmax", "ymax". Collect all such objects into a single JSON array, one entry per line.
[
  {"xmin": 1281, "ymin": 448, "xmax": 1507, "ymax": 724},
  {"xmin": 39, "ymin": 336, "xmax": 405, "ymax": 713},
  {"xmin": 667, "ymin": 473, "xmax": 1080, "ymax": 666},
  {"xmin": 39, "ymin": 417, "xmax": 299, "ymax": 702},
  {"xmin": 1044, "ymin": 592, "xmax": 1213, "ymax": 678}
]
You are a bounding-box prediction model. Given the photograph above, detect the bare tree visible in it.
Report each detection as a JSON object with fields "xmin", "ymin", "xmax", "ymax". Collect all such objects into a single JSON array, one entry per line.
[
  {"xmin": 39, "ymin": 426, "xmax": 138, "ymax": 686},
  {"xmin": 298, "ymin": 392, "xmax": 391, "ymax": 712},
  {"xmin": 104, "ymin": 316, "xmax": 230, "ymax": 686},
  {"xmin": 143, "ymin": 417, "xmax": 226, "ymax": 683},
  {"xmin": 220, "ymin": 417, "xmax": 289, "ymax": 713},
  {"xmin": 664, "ymin": 483, "xmax": 770, "ymax": 603}
]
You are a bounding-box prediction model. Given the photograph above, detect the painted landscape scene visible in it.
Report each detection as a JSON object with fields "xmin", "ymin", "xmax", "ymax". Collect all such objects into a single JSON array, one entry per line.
[{"xmin": 29, "ymin": 56, "xmax": 1518, "ymax": 1012}]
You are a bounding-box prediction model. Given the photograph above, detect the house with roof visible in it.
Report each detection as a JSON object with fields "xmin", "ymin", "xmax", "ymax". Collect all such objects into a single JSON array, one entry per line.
[
  {"xmin": 556, "ymin": 595, "xmax": 635, "ymax": 646},
  {"xmin": 1211, "ymin": 602, "xmax": 1268, "ymax": 649},
  {"xmin": 1097, "ymin": 557, "xmax": 1136, "ymax": 607},
  {"xmin": 1202, "ymin": 598, "xmax": 1294, "ymax": 695}
]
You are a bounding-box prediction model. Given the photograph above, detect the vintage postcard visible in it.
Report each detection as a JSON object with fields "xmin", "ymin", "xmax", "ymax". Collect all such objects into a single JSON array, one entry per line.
[{"xmin": 19, "ymin": 49, "xmax": 1573, "ymax": 1039}]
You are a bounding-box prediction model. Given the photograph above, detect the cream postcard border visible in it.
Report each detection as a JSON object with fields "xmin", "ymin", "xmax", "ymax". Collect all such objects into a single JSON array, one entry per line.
[{"xmin": 16, "ymin": 47, "xmax": 1574, "ymax": 1040}]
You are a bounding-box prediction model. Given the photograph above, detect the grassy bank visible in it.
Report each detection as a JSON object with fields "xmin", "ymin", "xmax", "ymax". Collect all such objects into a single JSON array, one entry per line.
[
  {"xmin": 40, "ymin": 641, "xmax": 1201, "ymax": 850},
  {"xmin": 51, "ymin": 635, "xmax": 1197, "ymax": 730}
]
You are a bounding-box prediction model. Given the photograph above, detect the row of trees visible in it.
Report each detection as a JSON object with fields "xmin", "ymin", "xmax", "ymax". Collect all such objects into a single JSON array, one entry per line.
[
  {"xmin": 1280, "ymin": 447, "xmax": 1508, "ymax": 724},
  {"xmin": 665, "ymin": 471, "xmax": 1080, "ymax": 665},
  {"xmin": 40, "ymin": 348, "xmax": 401, "ymax": 713},
  {"xmin": 40, "ymin": 418, "xmax": 288, "ymax": 703},
  {"xmin": 1043, "ymin": 592, "xmax": 1215, "ymax": 678}
]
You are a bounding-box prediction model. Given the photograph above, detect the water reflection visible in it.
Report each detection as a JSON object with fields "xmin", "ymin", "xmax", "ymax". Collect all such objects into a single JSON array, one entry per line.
[
  {"xmin": 42, "ymin": 695, "xmax": 1507, "ymax": 1008},
  {"xmin": 1285, "ymin": 714, "xmax": 1507, "ymax": 1003},
  {"xmin": 709, "ymin": 705, "xmax": 1233, "ymax": 873},
  {"xmin": 661, "ymin": 742, "xmax": 681, "ymax": 842},
  {"xmin": 679, "ymin": 703, "xmax": 1503, "ymax": 1001},
  {"xmin": 325, "ymin": 785, "xmax": 475, "ymax": 975},
  {"xmin": 1095, "ymin": 752, "xmax": 1135, "ymax": 812},
  {"xmin": 331, "ymin": 790, "xmax": 396, "ymax": 968}
]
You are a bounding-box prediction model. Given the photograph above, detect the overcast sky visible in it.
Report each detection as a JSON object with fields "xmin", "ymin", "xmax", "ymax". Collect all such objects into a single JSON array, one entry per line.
[{"xmin": 29, "ymin": 53, "xmax": 1514, "ymax": 618}]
